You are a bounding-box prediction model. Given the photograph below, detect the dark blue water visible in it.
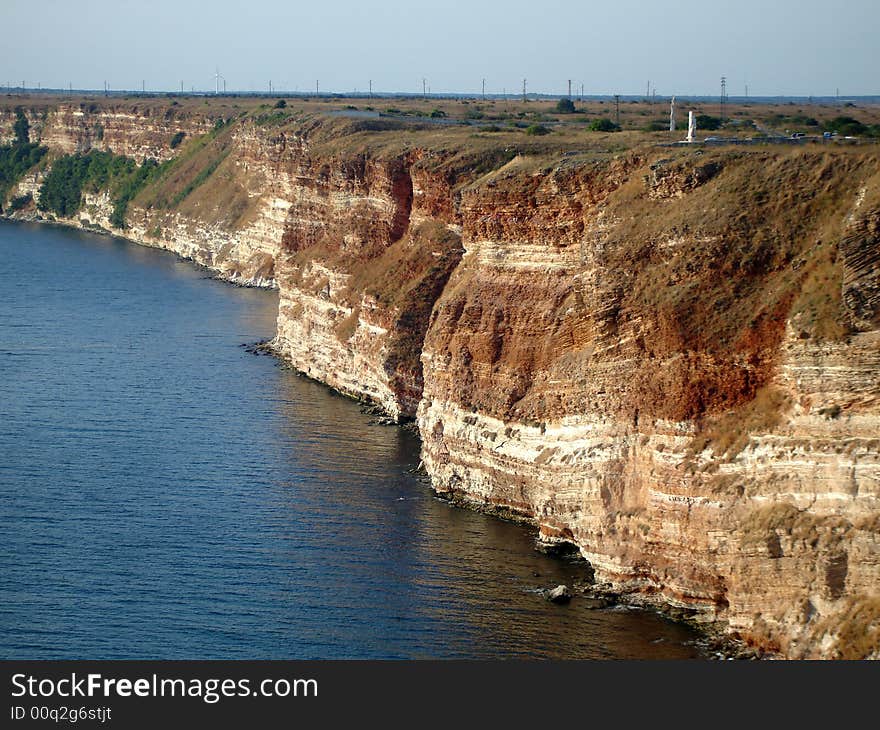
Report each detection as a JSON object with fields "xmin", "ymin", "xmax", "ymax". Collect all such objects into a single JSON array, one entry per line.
[{"xmin": 0, "ymin": 221, "xmax": 704, "ymax": 659}]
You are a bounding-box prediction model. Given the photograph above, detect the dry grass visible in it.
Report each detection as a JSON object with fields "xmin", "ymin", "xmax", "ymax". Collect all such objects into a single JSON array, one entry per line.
[
  {"xmin": 818, "ymin": 596, "xmax": 880, "ymax": 659},
  {"xmin": 334, "ymin": 305, "xmax": 360, "ymax": 343},
  {"xmin": 690, "ymin": 386, "xmax": 792, "ymax": 458}
]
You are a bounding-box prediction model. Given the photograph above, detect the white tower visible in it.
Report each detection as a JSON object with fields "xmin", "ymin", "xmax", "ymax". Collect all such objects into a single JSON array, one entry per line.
[
  {"xmin": 669, "ymin": 96, "xmax": 676, "ymax": 132},
  {"xmin": 687, "ymin": 111, "xmax": 696, "ymax": 143}
]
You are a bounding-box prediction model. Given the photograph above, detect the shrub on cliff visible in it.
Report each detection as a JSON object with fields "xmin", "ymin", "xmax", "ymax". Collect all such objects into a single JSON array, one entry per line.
[
  {"xmin": 0, "ymin": 138, "xmax": 47, "ymax": 208},
  {"xmin": 13, "ymin": 107, "xmax": 29, "ymax": 144},
  {"xmin": 9, "ymin": 193, "xmax": 33, "ymax": 211},
  {"xmin": 38, "ymin": 151, "xmax": 168, "ymax": 226}
]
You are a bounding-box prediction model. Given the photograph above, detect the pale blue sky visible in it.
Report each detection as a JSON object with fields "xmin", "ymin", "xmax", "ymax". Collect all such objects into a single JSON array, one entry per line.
[{"xmin": 1, "ymin": 0, "xmax": 876, "ymax": 96}]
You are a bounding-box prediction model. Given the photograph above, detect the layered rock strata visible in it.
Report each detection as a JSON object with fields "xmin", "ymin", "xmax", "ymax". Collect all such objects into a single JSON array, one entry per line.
[{"xmin": 416, "ymin": 151, "xmax": 880, "ymax": 659}]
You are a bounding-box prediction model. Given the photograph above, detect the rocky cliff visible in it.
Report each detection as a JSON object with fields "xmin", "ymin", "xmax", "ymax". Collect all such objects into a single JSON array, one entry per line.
[{"xmin": 2, "ymin": 100, "xmax": 877, "ymax": 658}]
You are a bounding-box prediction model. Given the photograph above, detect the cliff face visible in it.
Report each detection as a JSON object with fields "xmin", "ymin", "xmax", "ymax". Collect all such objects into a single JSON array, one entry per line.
[
  {"xmin": 0, "ymin": 103, "xmax": 212, "ymax": 160},
  {"xmin": 1, "ymin": 103, "xmax": 278, "ymax": 285},
  {"xmin": 416, "ymin": 150, "xmax": 880, "ymax": 658},
  {"xmin": 3, "ymin": 102, "xmax": 878, "ymax": 658},
  {"xmin": 272, "ymin": 148, "xmax": 465, "ymax": 419}
]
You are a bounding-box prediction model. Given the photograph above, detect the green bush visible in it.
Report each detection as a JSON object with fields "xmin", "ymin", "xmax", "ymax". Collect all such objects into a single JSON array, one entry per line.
[
  {"xmin": 9, "ymin": 193, "xmax": 32, "ymax": 211},
  {"xmin": 555, "ymin": 98, "xmax": 576, "ymax": 114},
  {"xmin": 588, "ymin": 118, "xmax": 619, "ymax": 132},
  {"xmin": 696, "ymin": 114, "xmax": 722, "ymax": 131},
  {"xmin": 525, "ymin": 124, "xmax": 550, "ymax": 136},
  {"xmin": 0, "ymin": 139, "xmax": 47, "ymax": 206},
  {"xmin": 429, "ymin": 109, "xmax": 446, "ymax": 118},
  {"xmin": 170, "ymin": 131, "xmax": 186, "ymax": 149},
  {"xmin": 825, "ymin": 116, "xmax": 868, "ymax": 136},
  {"xmin": 13, "ymin": 108, "xmax": 30, "ymax": 144},
  {"xmin": 274, "ymin": 99, "xmax": 287, "ymax": 108},
  {"xmin": 643, "ymin": 119, "xmax": 669, "ymax": 132},
  {"xmin": 38, "ymin": 151, "xmax": 167, "ymax": 226}
]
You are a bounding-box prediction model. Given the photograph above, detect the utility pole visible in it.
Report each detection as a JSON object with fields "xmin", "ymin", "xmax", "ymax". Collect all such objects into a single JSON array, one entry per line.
[
  {"xmin": 580, "ymin": 83, "xmax": 584, "ymax": 101},
  {"xmin": 369, "ymin": 79, "xmax": 372, "ymax": 98},
  {"xmin": 522, "ymin": 78, "xmax": 526, "ymax": 102},
  {"xmin": 316, "ymin": 80, "xmax": 319, "ymax": 96},
  {"xmin": 614, "ymin": 94, "xmax": 620, "ymax": 128},
  {"xmin": 142, "ymin": 79, "xmax": 145, "ymax": 93},
  {"xmin": 720, "ymin": 76, "xmax": 727, "ymax": 123},
  {"xmin": 482, "ymin": 78, "xmax": 485, "ymax": 100},
  {"xmin": 422, "ymin": 77, "xmax": 426, "ymax": 99},
  {"xmin": 568, "ymin": 79, "xmax": 571, "ymax": 98},
  {"xmin": 670, "ymin": 96, "xmax": 676, "ymax": 132},
  {"xmin": 180, "ymin": 80, "xmax": 184, "ymax": 94},
  {"xmin": 646, "ymin": 80, "xmax": 650, "ymax": 101}
]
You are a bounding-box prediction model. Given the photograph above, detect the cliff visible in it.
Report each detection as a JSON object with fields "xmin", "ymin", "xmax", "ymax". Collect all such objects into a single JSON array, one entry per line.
[{"xmin": 2, "ymin": 98, "xmax": 878, "ymax": 658}]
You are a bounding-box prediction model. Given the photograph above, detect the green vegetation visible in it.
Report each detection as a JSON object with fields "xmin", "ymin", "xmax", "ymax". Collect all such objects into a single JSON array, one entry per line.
[
  {"xmin": 429, "ymin": 109, "xmax": 447, "ymax": 118},
  {"xmin": 525, "ymin": 124, "xmax": 550, "ymax": 136},
  {"xmin": 13, "ymin": 107, "xmax": 29, "ymax": 143},
  {"xmin": 823, "ymin": 116, "xmax": 880, "ymax": 137},
  {"xmin": 253, "ymin": 110, "xmax": 290, "ymax": 126},
  {"xmin": 0, "ymin": 108, "xmax": 48, "ymax": 208},
  {"xmin": 555, "ymin": 98, "xmax": 576, "ymax": 114},
  {"xmin": 170, "ymin": 131, "xmax": 186, "ymax": 149},
  {"xmin": 643, "ymin": 119, "xmax": 670, "ymax": 132},
  {"xmin": 9, "ymin": 193, "xmax": 32, "ymax": 211},
  {"xmin": 696, "ymin": 114, "xmax": 722, "ymax": 131},
  {"xmin": 766, "ymin": 113, "xmax": 819, "ymax": 129},
  {"xmin": 37, "ymin": 151, "xmax": 167, "ymax": 227},
  {"xmin": 274, "ymin": 99, "xmax": 287, "ymax": 109},
  {"xmin": 588, "ymin": 118, "xmax": 619, "ymax": 132}
]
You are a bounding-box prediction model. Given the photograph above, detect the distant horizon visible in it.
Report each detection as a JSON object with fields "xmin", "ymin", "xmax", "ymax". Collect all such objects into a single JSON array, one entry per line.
[{"xmin": 3, "ymin": 87, "xmax": 879, "ymax": 102}]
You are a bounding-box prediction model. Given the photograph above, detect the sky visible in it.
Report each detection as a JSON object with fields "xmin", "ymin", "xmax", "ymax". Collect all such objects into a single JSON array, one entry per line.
[{"xmin": 1, "ymin": 0, "xmax": 877, "ymax": 97}]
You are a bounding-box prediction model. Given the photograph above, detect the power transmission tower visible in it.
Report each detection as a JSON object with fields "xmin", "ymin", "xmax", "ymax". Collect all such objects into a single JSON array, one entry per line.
[
  {"xmin": 422, "ymin": 78, "xmax": 426, "ymax": 99},
  {"xmin": 522, "ymin": 78, "xmax": 526, "ymax": 102},
  {"xmin": 482, "ymin": 78, "xmax": 485, "ymax": 100},
  {"xmin": 369, "ymin": 79, "xmax": 372, "ymax": 98},
  {"xmin": 614, "ymin": 94, "xmax": 620, "ymax": 128},
  {"xmin": 720, "ymin": 76, "xmax": 727, "ymax": 122},
  {"xmin": 568, "ymin": 79, "xmax": 571, "ymax": 98}
]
